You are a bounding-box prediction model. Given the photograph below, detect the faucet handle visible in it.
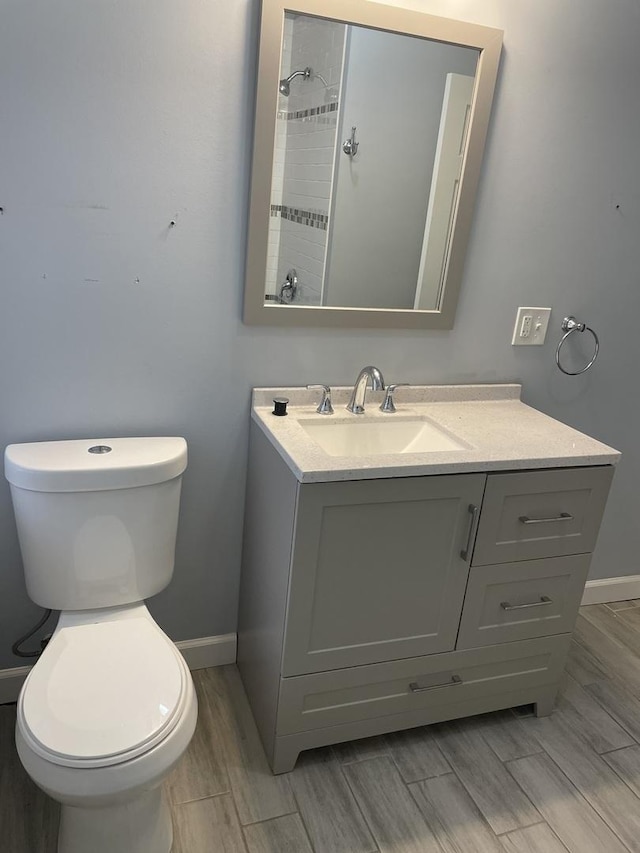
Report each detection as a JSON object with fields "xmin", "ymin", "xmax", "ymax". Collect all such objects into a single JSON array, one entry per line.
[
  {"xmin": 307, "ymin": 384, "xmax": 334, "ymax": 415},
  {"xmin": 380, "ymin": 384, "xmax": 409, "ymax": 413}
]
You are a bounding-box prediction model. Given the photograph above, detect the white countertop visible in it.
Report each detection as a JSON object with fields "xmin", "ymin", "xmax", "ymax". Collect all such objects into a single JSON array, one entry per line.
[{"xmin": 251, "ymin": 384, "xmax": 620, "ymax": 483}]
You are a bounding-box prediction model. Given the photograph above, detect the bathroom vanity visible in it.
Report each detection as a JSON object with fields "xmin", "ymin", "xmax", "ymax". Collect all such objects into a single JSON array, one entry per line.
[{"xmin": 238, "ymin": 385, "xmax": 619, "ymax": 773}]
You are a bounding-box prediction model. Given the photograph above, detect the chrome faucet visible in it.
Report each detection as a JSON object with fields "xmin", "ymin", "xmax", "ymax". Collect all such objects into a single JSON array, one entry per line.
[{"xmin": 346, "ymin": 366, "xmax": 385, "ymax": 414}]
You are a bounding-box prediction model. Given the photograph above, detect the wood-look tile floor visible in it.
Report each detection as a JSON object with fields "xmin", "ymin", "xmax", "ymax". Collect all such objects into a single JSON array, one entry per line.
[{"xmin": 5, "ymin": 602, "xmax": 640, "ymax": 852}]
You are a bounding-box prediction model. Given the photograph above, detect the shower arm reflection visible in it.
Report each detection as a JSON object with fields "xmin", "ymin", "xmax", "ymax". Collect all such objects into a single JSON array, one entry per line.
[{"xmin": 278, "ymin": 66, "xmax": 328, "ymax": 96}]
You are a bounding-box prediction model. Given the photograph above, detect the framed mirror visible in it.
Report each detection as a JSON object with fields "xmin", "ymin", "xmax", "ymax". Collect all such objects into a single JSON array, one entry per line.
[{"xmin": 244, "ymin": 0, "xmax": 503, "ymax": 329}]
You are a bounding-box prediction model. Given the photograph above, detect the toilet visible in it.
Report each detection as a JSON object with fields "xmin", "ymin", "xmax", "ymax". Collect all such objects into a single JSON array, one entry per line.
[{"xmin": 4, "ymin": 436, "xmax": 197, "ymax": 853}]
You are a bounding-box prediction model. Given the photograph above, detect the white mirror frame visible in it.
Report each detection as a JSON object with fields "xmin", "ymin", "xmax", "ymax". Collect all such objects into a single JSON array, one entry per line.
[{"xmin": 244, "ymin": 0, "xmax": 503, "ymax": 330}]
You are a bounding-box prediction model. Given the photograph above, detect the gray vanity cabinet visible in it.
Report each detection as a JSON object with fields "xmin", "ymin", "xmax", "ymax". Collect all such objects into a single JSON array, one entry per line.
[
  {"xmin": 238, "ymin": 424, "xmax": 614, "ymax": 774},
  {"xmin": 281, "ymin": 473, "xmax": 486, "ymax": 676}
]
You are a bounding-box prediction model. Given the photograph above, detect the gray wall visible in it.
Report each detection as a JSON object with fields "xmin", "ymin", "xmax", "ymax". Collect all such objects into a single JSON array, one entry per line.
[{"xmin": 0, "ymin": 0, "xmax": 638, "ymax": 670}]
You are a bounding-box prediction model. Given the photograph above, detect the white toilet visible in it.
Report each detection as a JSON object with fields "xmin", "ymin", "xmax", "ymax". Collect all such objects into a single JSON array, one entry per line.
[{"xmin": 4, "ymin": 436, "xmax": 197, "ymax": 853}]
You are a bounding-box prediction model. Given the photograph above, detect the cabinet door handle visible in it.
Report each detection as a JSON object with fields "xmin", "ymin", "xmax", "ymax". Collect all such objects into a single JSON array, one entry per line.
[
  {"xmin": 500, "ymin": 595, "xmax": 553, "ymax": 611},
  {"xmin": 519, "ymin": 512, "xmax": 573, "ymax": 524},
  {"xmin": 409, "ymin": 674, "xmax": 463, "ymax": 693},
  {"xmin": 460, "ymin": 504, "xmax": 479, "ymax": 561}
]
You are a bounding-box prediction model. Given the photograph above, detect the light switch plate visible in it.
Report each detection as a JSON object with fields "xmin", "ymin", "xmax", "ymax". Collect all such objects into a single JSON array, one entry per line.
[{"xmin": 512, "ymin": 307, "xmax": 552, "ymax": 346}]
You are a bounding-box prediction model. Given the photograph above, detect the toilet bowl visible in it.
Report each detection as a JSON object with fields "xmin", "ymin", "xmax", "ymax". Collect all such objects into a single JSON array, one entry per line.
[
  {"xmin": 4, "ymin": 437, "xmax": 196, "ymax": 853},
  {"xmin": 16, "ymin": 605, "xmax": 197, "ymax": 853}
]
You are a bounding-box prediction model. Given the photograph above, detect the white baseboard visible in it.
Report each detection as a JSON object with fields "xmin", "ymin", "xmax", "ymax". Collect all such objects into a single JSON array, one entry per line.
[
  {"xmin": 0, "ymin": 632, "xmax": 237, "ymax": 706},
  {"xmin": 0, "ymin": 666, "xmax": 32, "ymax": 706},
  {"xmin": 581, "ymin": 575, "xmax": 640, "ymax": 606},
  {"xmin": 176, "ymin": 633, "xmax": 237, "ymax": 670}
]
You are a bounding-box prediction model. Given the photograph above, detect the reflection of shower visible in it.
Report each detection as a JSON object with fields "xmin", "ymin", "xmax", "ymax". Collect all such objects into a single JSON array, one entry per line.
[{"xmin": 278, "ymin": 66, "xmax": 328, "ymax": 96}]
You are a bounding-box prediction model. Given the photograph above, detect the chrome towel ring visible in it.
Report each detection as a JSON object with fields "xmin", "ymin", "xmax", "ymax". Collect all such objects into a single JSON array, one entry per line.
[{"xmin": 555, "ymin": 316, "xmax": 600, "ymax": 375}]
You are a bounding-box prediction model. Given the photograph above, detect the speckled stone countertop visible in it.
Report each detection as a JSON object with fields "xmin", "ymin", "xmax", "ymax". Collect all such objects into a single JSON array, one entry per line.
[{"xmin": 251, "ymin": 384, "xmax": 620, "ymax": 483}]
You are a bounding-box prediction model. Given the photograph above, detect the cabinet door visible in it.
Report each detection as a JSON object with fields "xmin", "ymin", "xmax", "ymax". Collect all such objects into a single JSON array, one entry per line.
[{"xmin": 281, "ymin": 473, "xmax": 486, "ymax": 676}]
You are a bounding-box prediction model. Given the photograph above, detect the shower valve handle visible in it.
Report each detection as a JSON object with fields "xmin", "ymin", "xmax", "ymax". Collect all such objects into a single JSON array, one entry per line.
[{"xmin": 342, "ymin": 126, "xmax": 359, "ymax": 157}]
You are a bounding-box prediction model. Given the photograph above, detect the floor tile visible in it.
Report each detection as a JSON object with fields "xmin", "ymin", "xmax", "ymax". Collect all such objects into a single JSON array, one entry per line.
[
  {"xmin": 243, "ymin": 814, "xmax": 313, "ymax": 853},
  {"xmin": 605, "ymin": 599, "xmax": 640, "ymax": 612},
  {"xmin": 506, "ymin": 751, "xmax": 627, "ymax": 852},
  {"xmin": 431, "ymin": 719, "xmax": 541, "ymax": 835},
  {"xmin": 605, "ymin": 600, "xmax": 637, "ymax": 612},
  {"xmin": 331, "ymin": 733, "xmax": 389, "ymax": 764},
  {"xmin": 199, "ymin": 666, "xmax": 296, "ymax": 825},
  {"xmin": 0, "ymin": 704, "xmax": 59, "ymax": 853},
  {"xmin": 288, "ymin": 747, "xmax": 376, "ymax": 853},
  {"xmin": 520, "ymin": 710, "xmax": 640, "ymax": 851},
  {"xmin": 470, "ymin": 710, "xmax": 543, "ymax": 763},
  {"xmin": 556, "ymin": 674, "xmax": 635, "ymax": 753},
  {"xmin": 603, "ymin": 745, "xmax": 640, "ymax": 798},
  {"xmin": 385, "ymin": 724, "xmax": 452, "ymax": 783},
  {"xmin": 171, "ymin": 793, "xmax": 247, "ymax": 853},
  {"xmin": 573, "ymin": 614, "xmax": 640, "ymax": 695},
  {"xmin": 499, "ymin": 823, "xmax": 568, "ymax": 852},
  {"xmin": 585, "ymin": 677, "xmax": 640, "ymax": 742},
  {"xmin": 617, "ymin": 606, "xmax": 640, "ymax": 632},
  {"xmin": 563, "ymin": 639, "xmax": 609, "ymax": 686},
  {"xmin": 410, "ymin": 772, "xmax": 504, "ymax": 852},
  {"xmin": 580, "ymin": 605, "xmax": 640, "ymax": 657},
  {"xmin": 167, "ymin": 669, "xmax": 231, "ymax": 804},
  {"xmin": 343, "ymin": 756, "xmax": 441, "ymax": 853}
]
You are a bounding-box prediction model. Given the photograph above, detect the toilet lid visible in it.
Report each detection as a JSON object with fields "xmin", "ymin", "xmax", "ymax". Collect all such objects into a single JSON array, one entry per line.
[{"xmin": 20, "ymin": 617, "xmax": 185, "ymax": 766}]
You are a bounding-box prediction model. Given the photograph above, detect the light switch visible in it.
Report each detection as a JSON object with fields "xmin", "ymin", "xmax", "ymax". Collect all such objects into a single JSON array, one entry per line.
[{"xmin": 512, "ymin": 307, "xmax": 552, "ymax": 346}]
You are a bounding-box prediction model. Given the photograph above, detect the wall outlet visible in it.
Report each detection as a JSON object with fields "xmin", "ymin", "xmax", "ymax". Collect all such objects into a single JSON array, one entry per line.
[{"xmin": 512, "ymin": 307, "xmax": 552, "ymax": 346}]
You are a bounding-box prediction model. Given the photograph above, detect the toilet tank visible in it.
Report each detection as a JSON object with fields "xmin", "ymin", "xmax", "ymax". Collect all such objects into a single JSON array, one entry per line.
[{"xmin": 4, "ymin": 437, "xmax": 188, "ymax": 611}]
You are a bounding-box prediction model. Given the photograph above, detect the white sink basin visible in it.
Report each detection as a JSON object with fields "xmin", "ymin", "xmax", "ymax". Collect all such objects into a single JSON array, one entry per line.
[{"xmin": 300, "ymin": 417, "xmax": 468, "ymax": 457}]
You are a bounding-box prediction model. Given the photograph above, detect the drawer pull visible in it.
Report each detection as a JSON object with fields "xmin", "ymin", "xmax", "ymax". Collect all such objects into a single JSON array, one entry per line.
[
  {"xmin": 519, "ymin": 512, "xmax": 573, "ymax": 525},
  {"xmin": 409, "ymin": 674, "xmax": 463, "ymax": 693},
  {"xmin": 500, "ymin": 595, "xmax": 553, "ymax": 611},
  {"xmin": 460, "ymin": 504, "xmax": 480, "ymax": 561}
]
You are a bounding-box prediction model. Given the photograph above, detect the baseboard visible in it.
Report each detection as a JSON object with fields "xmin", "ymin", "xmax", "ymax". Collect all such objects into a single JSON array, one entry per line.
[
  {"xmin": 581, "ymin": 575, "xmax": 640, "ymax": 606},
  {"xmin": 0, "ymin": 666, "xmax": 32, "ymax": 706},
  {"xmin": 0, "ymin": 632, "xmax": 237, "ymax": 705},
  {"xmin": 176, "ymin": 633, "xmax": 237, "ymax": 670}
]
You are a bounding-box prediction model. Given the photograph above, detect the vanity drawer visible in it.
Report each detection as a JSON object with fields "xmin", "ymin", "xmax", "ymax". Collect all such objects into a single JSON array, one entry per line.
[
  {"xmin": 472, "ymin": 466, "xmax": 614, "ymax": 566},
  {"xmin": 276, "ymin": 635, "xmax": 570, "ymax": 735},
  {"xmin": 457, "ymin": 555, "xmax": 590, "ymax": 649}
]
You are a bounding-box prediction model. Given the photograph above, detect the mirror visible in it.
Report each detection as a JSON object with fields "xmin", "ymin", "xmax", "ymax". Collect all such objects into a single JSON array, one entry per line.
[{"xmin": 244, "ymin": 0, "xmax": 503, "ymax": 329}]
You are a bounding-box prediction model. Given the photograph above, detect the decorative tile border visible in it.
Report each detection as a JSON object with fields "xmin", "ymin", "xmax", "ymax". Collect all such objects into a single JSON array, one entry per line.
[
  {"xmin": 277, "ymin": 101, "xmax": 339, "ymax": 122},
  {"xmin": 270, "ymin": 204, "xmax": 328, "ymax": 230}
]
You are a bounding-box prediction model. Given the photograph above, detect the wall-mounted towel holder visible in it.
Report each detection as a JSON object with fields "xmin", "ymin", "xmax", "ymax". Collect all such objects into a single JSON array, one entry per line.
[{"xmin": 555, "ymin": 316, "xmax": 600, "ymax": 375}]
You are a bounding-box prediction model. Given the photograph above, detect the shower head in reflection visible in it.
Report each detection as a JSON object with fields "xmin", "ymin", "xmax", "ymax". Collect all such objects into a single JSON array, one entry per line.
[{"xmin": 278, "ymin": 66, "xmax": 328, "ymax": 96}]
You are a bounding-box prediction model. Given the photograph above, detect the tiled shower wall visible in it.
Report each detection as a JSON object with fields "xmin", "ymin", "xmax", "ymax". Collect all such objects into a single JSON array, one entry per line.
[
  {"xmin": 264, "ymin": 16, "xmax": 292, "ymax": 300},
  {"xmin": 266, "ymin": 14, "xmax": 345, "ymax": 305}
]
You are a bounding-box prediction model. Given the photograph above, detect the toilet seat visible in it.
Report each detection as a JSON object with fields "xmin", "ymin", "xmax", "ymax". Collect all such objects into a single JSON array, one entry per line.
[{"xmin": 18, "ymin": 616, "xmax": 189, "ymax": 769}]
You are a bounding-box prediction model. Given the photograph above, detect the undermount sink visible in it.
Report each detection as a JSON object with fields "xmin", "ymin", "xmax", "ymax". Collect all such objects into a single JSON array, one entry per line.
[{"xmin": 300, "ymin": 417, "xmax": 468, "ymax": 457}]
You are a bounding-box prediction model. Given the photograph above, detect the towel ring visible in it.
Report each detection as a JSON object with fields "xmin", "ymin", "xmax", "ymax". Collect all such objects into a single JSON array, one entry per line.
[{"xmin": 555, "ymin": 316, "xmax": 600, "ymax": 375}]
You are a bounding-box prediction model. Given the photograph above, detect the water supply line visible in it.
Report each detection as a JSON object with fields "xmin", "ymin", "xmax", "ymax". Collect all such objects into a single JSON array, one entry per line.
[{"xmin": 12, "ymin": 608, "xmax": 54, "ymax": 658}]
